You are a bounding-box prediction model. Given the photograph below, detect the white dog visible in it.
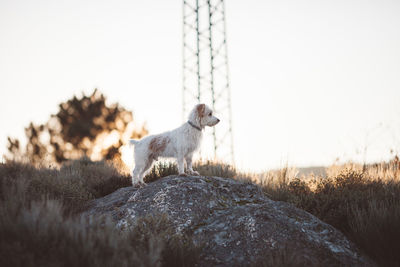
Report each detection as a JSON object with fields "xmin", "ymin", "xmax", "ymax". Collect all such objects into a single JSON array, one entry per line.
[{"xmin": 129, "ymin": 104, "xmax": 219, "ymax": 186}]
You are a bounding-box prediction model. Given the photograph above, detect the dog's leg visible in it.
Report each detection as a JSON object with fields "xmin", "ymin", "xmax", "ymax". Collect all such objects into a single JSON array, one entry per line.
[
  {"xmin": 185, "ymin": 154, "xmax": 199, "ymax": 176},
  {"xmin": 177, "ymin": 155, "xmax": 187, "ymax": 176},
  {"xmin": 132, "ymin": 157, "xmax": 147, "ymax": 186},
  {"xmin": 132, "ymin": 153, "xmax": 148, "ymax": 185},
  {"xmin": 132, "ymin": 166, "xmax": 141, "ymax": 185},
  {"xmin": 139, "ymin": 157, "xmax": 154, "ymax": 184}
]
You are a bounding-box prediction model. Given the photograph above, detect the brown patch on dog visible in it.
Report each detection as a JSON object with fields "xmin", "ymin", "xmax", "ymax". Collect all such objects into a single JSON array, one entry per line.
[
  {"xmin": 149, "ymin": 136, "xmax": 170, "ymax": 159},
  {"xmin": 196, "ymin": 104, "xmax": 206, "ymax": 117}
]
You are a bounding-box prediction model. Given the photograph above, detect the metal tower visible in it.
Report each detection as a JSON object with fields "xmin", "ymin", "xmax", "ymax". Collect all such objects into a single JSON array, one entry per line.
[{"xmin": 182, "ymin": 0, "xmax": 234, "ymax": 163}]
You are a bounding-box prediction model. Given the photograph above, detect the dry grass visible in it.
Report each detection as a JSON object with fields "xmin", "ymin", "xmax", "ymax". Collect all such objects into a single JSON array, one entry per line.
[
  {"xmin": 0, "ymin": 157, "xmax": 131, "ymax": 214},
  {"xmin": 144, "ymin": 160, "xmax": 247, "ymax": 183},
  {"xmin": 255, "ymin": 158, "xmax": 400, "ymax": 267},
  {"xmin": 0, "ymin": 158, "xmax": 200, "ymax": 267},
  {"xmin": 1, "ymin": 157, "xmax": 400, "ymax": 266},
  {"xmin": 133, "ymin": 158, "xmax": 400, "ymax": 266}
]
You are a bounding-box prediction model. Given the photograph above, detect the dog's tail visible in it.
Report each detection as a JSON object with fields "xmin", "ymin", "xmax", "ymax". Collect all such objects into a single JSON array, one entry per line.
[{"xmin": 129, "ymin": 139, "xmax": 139, "ymax": 146}]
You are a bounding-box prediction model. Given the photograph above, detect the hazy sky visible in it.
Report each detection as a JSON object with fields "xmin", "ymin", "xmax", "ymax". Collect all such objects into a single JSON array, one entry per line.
[{"xmin": 1, "ymin": 0, "xmax": 399, "ymax": 171}]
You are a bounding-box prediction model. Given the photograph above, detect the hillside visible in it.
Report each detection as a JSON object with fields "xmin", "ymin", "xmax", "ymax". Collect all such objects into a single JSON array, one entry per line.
[{"xmin": 1, "ymin": 159, "xmax": 399, "ymax": 266}]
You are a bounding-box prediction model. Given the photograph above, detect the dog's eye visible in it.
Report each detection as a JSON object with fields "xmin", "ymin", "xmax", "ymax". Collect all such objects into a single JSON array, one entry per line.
[{"xmin": 209, "ymin": 112, "xmax": 212, "ymax": 116}]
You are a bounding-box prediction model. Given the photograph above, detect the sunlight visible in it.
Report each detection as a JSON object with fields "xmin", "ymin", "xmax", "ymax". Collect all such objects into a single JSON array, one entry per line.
[
  {"xmin": 90, "ymin": 130, "xmax": 121, "ymax": 161},
  {"xmin": 120, "ymin": 144, "xmax": 134, "ymax": 168},
  {"xmin": 102, "ymin": 130, "xmax": 120, "ymax": 148}
]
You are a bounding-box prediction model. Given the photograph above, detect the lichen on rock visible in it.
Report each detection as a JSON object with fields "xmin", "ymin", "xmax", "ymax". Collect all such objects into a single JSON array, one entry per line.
[{"xmin": 83, "ymin": 175, "xmax": 375, "ymax": 266}]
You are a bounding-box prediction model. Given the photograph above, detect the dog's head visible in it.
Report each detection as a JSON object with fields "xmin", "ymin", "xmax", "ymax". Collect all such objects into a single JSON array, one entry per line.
[{"xmin": 189, "ymin": 104, "xmax": 220, "ymax": 129}]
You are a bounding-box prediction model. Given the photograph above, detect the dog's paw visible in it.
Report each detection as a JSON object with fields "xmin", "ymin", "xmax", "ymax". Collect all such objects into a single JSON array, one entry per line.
[
  {"xmin": 132, "ymin": 183, "xmax": 141, "ymax": 188},
  {"xmin": 189, "ymin": 170, "xmax": 200, "ymax": 176},
  {"xmin": 179, "ymin": 173, "xmax": 188, "ymax": 177},
  {"xmin": 133, "ymin": 181, "xmax": 147, "ymax": 188}
]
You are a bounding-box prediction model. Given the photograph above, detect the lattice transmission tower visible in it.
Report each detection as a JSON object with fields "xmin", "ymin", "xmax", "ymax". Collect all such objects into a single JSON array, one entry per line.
[{"xmin": 182, "ymin": 0, "xmax": 234, "ymax": 163}]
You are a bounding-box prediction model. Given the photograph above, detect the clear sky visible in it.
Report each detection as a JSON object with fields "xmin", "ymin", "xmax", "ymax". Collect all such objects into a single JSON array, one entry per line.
[{"xmin": 1, "ymin": 0, "xmax": 399, "ymax": 172}]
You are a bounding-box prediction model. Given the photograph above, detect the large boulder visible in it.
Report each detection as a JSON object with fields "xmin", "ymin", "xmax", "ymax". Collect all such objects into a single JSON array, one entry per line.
[{"xmin": 84, "ymin": 175, "xmax": 374, "ymax": 266}]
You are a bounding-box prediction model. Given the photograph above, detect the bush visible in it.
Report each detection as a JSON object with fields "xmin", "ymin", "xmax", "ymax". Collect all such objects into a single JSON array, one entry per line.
[
  {"xmin": 3, "ymin": 158, "xmax": 400, "ymax": 266},
  {"xmin": 259, "ymin": 163, "xmax": 400, "ymax": 266},
  {"xmin": 194, "ymin": 160, "xmax": 238, "ymax": 178},
  {"xmin": 144, "ymin": 161, "xmax": 178, "ymax": 183},
  {"xmin": 0, "ymin": 163, "xmax": 200, "ymax": 267},
  {"xmin": 0, "ymin": 158, "xmax": 130, "ymax": 214},
  {"xmin": 143, "ymin": 160, "xmax": 240, "ymax": 184},
  {"xmin": 349, "ymin": 200, "xmax": 400, "ymax": 267}
]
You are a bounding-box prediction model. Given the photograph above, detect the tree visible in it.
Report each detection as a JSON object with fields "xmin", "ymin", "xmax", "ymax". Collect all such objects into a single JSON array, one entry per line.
[{"xmin": 7, "ymin": 89, "xmax": 147, "ymax": 164}]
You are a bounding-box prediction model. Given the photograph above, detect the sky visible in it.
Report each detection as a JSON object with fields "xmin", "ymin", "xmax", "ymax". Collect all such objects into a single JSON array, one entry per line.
[{"xmin": 0, "ymin": 0, "xmax": 399, "ymax": 172}]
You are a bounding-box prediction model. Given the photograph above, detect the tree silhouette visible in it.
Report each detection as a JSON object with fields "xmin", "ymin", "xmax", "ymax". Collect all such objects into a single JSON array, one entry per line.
[{"xmin": 7, "ymin": 89, "xmax": 147, "ymax": 164}]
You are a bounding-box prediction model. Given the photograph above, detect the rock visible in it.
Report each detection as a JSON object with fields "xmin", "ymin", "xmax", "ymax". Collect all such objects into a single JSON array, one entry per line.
[{"xmin": 83, "ymin": 175, "xmax": 374, "ymax": 266}]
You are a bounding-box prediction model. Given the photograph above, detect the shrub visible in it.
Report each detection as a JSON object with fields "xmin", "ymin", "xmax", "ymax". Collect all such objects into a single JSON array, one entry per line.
[
  {"xmin": 194, "ymin": 160, "xmax": 238, "ymax": 178},
  {"xmin": 0, "ymin": 158, "xmax": 130, "ymax": 214},
  {"xmin": 59, "ymin": 157, "xmax": 131, "ymax": 198},
  {"xmin": 0, "ymin": 172, "xmax": 200, "ymax": 267},
  {"xmin": 349, "ymin": 200, "xmax": 400, "ymax": 267},
  {"xmin": 144, "ymin": 161, "xmax": 178, "ymax": 183},
  {"xmin": 143, "ymin": 160, "xmax": 241, "ymax": 184},
  {"xmin": 258, "ymin": 163, "xmax": 400, "ymax": 266},
  {"xmin": 3, "ymin": 158, "xmax": 400, "ymax": 266}
]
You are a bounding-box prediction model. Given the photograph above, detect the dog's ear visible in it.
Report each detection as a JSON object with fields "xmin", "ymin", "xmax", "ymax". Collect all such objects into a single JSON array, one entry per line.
[{"xmin": 196, "ymin": 104, "xmax": 206, "ymax": 118}]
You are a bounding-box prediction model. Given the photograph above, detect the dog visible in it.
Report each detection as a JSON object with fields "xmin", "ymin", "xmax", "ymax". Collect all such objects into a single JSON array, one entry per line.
[{"xmin": 129, "ymin": 104, "xmax": 219, "ymax": 186}]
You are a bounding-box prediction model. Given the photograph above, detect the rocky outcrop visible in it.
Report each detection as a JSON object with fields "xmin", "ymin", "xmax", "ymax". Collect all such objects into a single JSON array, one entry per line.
[{"xmin": 84, "ymin": 175, "xmax": 374, "ymax": 266}]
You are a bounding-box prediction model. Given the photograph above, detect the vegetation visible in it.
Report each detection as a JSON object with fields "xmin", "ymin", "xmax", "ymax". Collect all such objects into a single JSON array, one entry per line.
[
  {"xmin": 0, "ymin": 158, "xmax": 131, "ymax": 215},
  {"xmin": 143, "ymin": 160, "xmax": 239, "ymax": 183},
  {"xmin": 256, "ymin": 158, "xmax": 400, "ymax": 267},
  {"xmin": 144, "ymin": 159, "xmax": 400, "ymax": 266},
  {"xmin": 0, "ymin": 159, "xmax": 200, "ymax": 267},
  {"xmin": 1, "ymin": 157, "xmax": 399, "ymax": 266}
]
